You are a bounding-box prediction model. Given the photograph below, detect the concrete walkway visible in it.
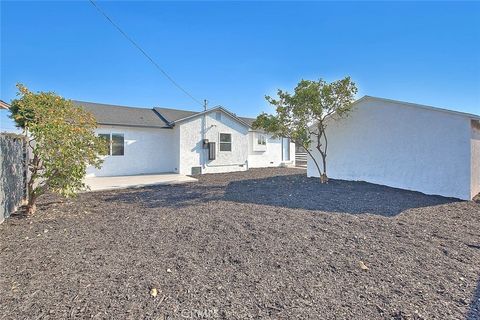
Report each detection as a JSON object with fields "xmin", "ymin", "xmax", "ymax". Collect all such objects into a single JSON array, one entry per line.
[{"xmin": 84, "ymin": 173, "xmax": 198, "ymax": 191}]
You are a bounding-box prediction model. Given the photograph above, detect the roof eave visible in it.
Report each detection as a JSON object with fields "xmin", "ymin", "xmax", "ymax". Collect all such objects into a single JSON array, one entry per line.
[
  {"xmin": 96, "ymin": 122, "xmax": 172, "ymax": 129},
  {"xmin": 0, "ymin": 100, "xmax": 11, "ymax": 110}
]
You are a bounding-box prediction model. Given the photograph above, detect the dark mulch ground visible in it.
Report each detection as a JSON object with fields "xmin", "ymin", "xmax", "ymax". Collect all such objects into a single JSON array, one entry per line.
[{"xmin": 1, "ymin": 168, "xmax": 479, "ymax": 320}]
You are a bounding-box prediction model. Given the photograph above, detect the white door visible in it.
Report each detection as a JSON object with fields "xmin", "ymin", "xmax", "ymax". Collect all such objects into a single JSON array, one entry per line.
[{"xmin": 282, "ymin": 138, "xmax": 290, "ymax": 161}]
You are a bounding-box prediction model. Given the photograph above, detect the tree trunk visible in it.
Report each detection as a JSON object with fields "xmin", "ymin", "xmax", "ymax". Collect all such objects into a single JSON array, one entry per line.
[
  {"xmin": 316, "ymin": 121, "xmax": 329, "ymax": 183},
  {"xmin": 25, "ymin": 173, "xmax": 38, "ymax": 214},
  {"xmin": 25, "ymin": 196, "xmax": 37, "ymax": 215},
  {"xmin": 320, "ymin": 153, "xmax": 328, "ymax": 183},
  {"xmin": 25, "ymin": 153, "xmax": 40, "ymax": 215}
]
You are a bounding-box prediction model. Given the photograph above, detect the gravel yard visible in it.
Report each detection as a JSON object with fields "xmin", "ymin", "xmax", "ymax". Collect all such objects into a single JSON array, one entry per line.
[{"xmin": 1, "ymin": 168, "xmax": 479, "ymax": 320}]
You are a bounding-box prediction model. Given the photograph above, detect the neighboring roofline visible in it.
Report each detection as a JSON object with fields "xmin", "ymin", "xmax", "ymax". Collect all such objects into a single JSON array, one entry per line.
[
  {"xmin": 169, "ymin": 106, "xmax": 252, "ymax": 128},
  {"xmin": 0, "ymin": 100, "xmax": 11, "ymax": 109},
  {"xmin": 358, "ymin": 95, "xmax": 480, "ymax": 121}
]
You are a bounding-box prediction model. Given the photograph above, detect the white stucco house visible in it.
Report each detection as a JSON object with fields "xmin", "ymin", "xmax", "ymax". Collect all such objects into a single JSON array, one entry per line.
[
  {"xmin": 75, "ymin": 101, "xmax": 295, "ymax": 177},
  {"xmin": 307, "ymin": 96, "xmax": 480, "ymax": 200}
]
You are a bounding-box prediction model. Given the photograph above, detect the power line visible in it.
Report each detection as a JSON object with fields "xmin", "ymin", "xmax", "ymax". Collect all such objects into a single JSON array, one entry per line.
[{"xmin": 88, "ymin": 0, "xmax": 203, "ymax": 106}]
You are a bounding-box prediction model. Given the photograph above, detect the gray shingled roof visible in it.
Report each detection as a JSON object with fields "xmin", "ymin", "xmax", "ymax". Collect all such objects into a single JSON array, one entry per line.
[
  {"xmin": 74, "ymin": 100, "xmax": 256, "ymax": 129},
  {"xmin": 153, "ymin": 107, "xmax": 199, "ymax": 124},
  {"xmin": 73, "ymin": 101, "xmax": 170, "ymax": 128}
]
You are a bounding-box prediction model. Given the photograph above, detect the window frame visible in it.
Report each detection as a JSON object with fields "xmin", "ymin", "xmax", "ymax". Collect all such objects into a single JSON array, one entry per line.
[
  {"xmin": 257, "ymin": 134, "xmax": 266, "ymax": 146},
  {"xmin": 219, "ymin": 133, "xmax": 232, "ymax": 152},
  {"xmin": 111, "ymin": 133, "xmax": 125, "ymax": 156},
  {"xmin": 98, "ymin": 133, "xmax": 125, "ymax": 156}
]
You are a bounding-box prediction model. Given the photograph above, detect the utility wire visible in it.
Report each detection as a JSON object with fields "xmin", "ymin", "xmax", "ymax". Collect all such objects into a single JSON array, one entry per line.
[{"xmin": 88, "ymin": 0, "xmax": 203, "ymax": 106}]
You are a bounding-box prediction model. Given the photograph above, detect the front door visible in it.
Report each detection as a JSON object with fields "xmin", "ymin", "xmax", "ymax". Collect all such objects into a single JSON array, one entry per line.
[{"xmin": 282, "ymin": 138, "xmax": 290, "ymax": 161}]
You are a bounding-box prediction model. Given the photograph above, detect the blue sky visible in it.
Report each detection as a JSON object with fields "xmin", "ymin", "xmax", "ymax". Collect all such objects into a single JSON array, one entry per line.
[{"xmin": 1, "ymin": 1, "xmax": 479, "ymax": 131}]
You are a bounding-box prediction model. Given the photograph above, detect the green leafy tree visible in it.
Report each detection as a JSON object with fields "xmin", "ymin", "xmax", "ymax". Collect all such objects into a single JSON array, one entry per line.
[
  {"xmin": 10, "ymin": 84, "xmax": 106, "ymax": 214},
  {"xmin": 253, "ymin": 77, "xmax": 357, "ymax": 183}
]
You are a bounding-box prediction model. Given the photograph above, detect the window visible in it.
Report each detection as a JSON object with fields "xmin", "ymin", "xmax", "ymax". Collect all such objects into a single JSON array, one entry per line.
[
  {"xmin": 111, "ymin": 133, "xmax": 124, "ymax": 156},
  {"xmin": 98, "ymin": 133, "xmax": 124, "ymax": 156},
  {"xmin": 252, "ymin": 132, "xmax": 267, "ymax": 152},
  {"xmin": 98, "ymin": 134, "xmax": 111, "ymax": 156},
  {"xmin": 215, "ymin": 111, "xmax": 222, "ymax": 121},
  {"xmin": 257, "ymin": 134, "xmax": 266, "ymax": 145},
  {"xmin": 219, "ymin": 133, "xmax": 232, "ymax": 151}
]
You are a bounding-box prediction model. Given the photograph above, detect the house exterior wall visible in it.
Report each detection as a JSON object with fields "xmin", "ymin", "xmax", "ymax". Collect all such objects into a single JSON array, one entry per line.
[
  {"xmin": 177, "ymin": 111, "xmax": 249, "ymax": 175},
  {"xmin": 247, "ymin": 132, "xmax": 296, "ymax": 168},
  {"xmin": 307, "ymin": 99, "xmax": 472, "ymax": 200},
  {"xmin": 471, "ymin": 120, "xmax": 480, "ymax": 199},
  {"xmin": 87, "ymin": 125, "xmax": 177, "ymax": 177}
]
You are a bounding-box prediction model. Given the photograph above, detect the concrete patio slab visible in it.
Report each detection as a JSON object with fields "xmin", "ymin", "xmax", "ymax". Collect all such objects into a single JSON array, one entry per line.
[{"xmin": 84, "ymin": 173, "xmax": 198, "ymax": 191}]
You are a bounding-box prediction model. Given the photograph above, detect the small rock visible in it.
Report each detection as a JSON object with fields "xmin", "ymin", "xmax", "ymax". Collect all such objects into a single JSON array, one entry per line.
[
  {"xmin": 166, "ymin": 268, "xmax": 172, "ymax": 273},
  {"xmin": 150, "ymin": 288, "xmax": 158, "ymax": 297},
  {"xmin": 358, "ymin": 261, "xmax": 369, "ymax": 271},
  {"xmin": 43, "ymin": 229, "xmax": 48, "ymax": 233}
]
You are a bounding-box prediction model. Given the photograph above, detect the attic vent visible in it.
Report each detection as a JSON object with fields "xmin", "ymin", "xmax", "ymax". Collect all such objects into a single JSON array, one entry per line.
[{"xmin": 215, "ymin": 112, "xmax": 222, "ymax": 121}]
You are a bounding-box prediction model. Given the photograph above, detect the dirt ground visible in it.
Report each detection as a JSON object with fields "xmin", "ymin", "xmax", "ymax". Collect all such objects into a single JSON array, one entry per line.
[{"xmin": 1, "ymin": 168, "xmax": 479, "ymax": 320}]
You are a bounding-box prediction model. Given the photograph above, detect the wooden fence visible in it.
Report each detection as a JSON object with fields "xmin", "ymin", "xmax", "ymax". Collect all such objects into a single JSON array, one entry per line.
[{"xmin": 0, "ymin": 133, "xmax": 28, "ymax": 222}]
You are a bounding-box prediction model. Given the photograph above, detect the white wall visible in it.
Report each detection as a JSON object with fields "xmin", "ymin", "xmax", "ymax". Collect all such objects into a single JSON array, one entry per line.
[
  {"xmin": 177, "ymin": 111, "xmax": 249, "ymax": 175},
  {"xmin": 247, "ymin": 132, "xmax": 295, "ymax": 168},
  {"xmin": 307, "ymin": 99, "xmax": 472, "ymax": 200},
  {"xmin": 471, "ymin": 120, "xmax": 480, "ymax": 199},
  {"xmin": 87, "ymin": 125, "xmax": 178, "ymax": 177}
]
